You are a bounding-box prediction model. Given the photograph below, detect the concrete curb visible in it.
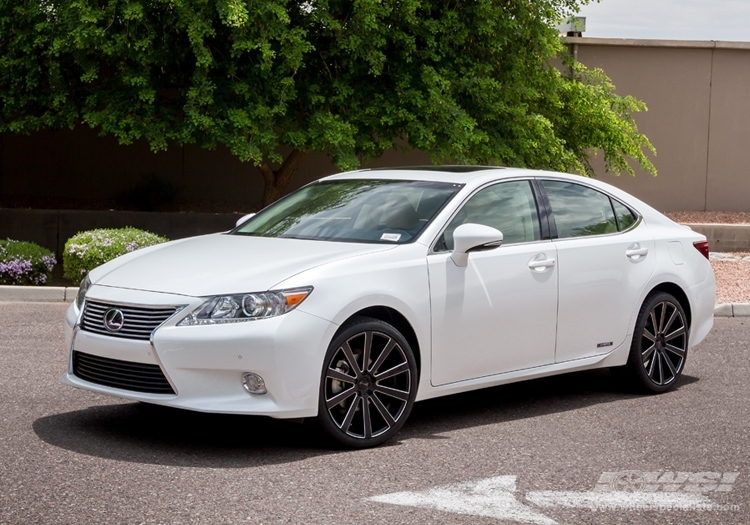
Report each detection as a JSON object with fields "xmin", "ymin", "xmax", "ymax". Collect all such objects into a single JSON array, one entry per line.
[
  {"xmin": 714, "ymin": 303, "xmax": 750, "ymax": 317},
  {"xmin": 0, "ymin": 286, "xmax": 78, "ymax": 303},
  {"xmin": 0, "ymin": 286, "xmax": 748, "ymax": 317}
]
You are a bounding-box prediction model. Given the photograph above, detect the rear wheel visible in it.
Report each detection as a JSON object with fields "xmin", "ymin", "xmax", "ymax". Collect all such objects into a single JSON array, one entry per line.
[
  {"xmin": 317, "ymin": 317, "xmax": 417, "ymax": 448},
  {"xmin": 625, "ymin": 292, "xmax": 689, "ymax": 393}
]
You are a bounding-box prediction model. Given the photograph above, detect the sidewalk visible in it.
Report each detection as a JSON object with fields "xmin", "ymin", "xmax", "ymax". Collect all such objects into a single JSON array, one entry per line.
[{"xmin": 0, "ymin": 285, "xmax": 746, "ymax": 317}]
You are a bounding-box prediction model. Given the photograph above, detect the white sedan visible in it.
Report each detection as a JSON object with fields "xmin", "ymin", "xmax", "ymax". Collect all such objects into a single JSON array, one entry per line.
[{"xmin": 62, "ymin": 167, "xmax": 715, "ymax": 448}]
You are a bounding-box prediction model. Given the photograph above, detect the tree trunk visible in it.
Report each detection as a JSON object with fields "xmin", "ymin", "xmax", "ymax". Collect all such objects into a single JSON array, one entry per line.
[{"xmin": 259, "ymin": 149, "xmax": 308, "ymax": 208}]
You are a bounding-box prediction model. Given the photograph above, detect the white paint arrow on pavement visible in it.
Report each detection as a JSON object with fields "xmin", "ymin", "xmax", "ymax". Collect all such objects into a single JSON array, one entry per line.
[
  {"xmin": 367, "ymin": 474, "xmax": 730, "ymax": 524},
  {"xmin": 526, "ymin": 490, "xmax": 718, "ymax": 511},
  {"xmin": 368, "ymin": 475, "xmax": 558, "ymax": 525}
]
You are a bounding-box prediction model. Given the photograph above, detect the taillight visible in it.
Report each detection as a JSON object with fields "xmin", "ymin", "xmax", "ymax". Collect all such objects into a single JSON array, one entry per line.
[{"xmin": 693, "ymin": 240, "xmax": 709, "ymax": 260}]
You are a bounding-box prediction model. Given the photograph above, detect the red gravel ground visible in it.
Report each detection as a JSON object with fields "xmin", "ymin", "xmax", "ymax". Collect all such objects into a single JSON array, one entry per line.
[
  {"xmin": 666, "ymin": 211, "xmax": 750, "ymax": 224},
  {"xmin": 712, "ymin": 255, "xmax": 750, "ymax": 304}
]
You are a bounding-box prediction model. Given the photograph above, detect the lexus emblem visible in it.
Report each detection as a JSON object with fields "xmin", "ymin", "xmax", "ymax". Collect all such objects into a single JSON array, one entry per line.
[{"xmin": 103, "ymin": 308, "xmax": 125, "ymax": 332}]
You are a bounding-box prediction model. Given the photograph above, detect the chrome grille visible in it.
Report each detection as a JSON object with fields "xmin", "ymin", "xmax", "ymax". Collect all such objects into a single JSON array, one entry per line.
[
  {"xmin": 82, "ymin": 301, "xmax": 178, "ymax": 340},
  {"xmin": 73, "ymin": 351, "xmax": 175, "ymax": 394}
]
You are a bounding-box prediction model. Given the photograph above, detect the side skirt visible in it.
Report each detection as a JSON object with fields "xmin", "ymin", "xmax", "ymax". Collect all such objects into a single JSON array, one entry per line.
[{"xmin": 415, "ymin": 340, "xmax": 631, "ymax": 402}]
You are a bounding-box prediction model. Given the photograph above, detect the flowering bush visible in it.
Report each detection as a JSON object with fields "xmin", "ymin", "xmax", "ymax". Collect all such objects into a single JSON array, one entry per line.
[
  {"xmin": 0, "ymin": 240, "xmax": 57, "ymax": 285},
  {"xmin": 63, "ymin": 228, "xmax": 169, "ymax": 285}
]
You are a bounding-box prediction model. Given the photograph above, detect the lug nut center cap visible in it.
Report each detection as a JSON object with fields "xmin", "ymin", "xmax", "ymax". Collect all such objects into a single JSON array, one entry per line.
[{"xmin": 358, "ymin": 376, "xmax": 372, "ymax": 391}]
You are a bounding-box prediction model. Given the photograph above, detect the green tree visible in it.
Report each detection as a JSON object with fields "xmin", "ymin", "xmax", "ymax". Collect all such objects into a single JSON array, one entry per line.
[{"xmin": 0, "ymin": 0, "xmax": 655, "ymax": 206}]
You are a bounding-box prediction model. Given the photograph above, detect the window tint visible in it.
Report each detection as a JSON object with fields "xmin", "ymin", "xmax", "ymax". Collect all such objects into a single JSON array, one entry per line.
[
  {"xmin": 441, "ymin": 180, "xmax": 540, "ymax": 250},
  {"xmin": 612, "ymin": 198, "xmax": 637, "ymax": 231},
  {"xmin": 543, "ymin": 180, "xmax": 618, "ymax": 238}
]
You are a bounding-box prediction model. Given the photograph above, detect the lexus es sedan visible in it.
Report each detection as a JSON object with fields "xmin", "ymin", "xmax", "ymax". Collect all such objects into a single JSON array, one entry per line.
[{"xmin": 62, "ymin": 167, "xmax": 715, "ymax": 448}]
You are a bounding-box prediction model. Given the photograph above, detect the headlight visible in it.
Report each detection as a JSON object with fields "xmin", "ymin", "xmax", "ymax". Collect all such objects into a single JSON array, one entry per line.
[
  {"xmin": 76, "ymin": 275, "xmax": 91, "ymax": 310},
  {"xmin": 177, "ymin": 287, "xmax": 313, "ymax": 326}
]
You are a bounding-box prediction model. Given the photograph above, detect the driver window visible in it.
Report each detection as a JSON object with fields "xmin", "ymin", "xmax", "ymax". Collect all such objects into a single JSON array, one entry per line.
[{"xmin": 440, "ymin": 180, "xmax": 541, "ymax": 251}]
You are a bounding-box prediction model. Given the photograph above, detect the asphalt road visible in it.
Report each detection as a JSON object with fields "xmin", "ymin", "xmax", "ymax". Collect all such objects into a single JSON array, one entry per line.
[{"xmin": 1, "ymin": 302, "xmax": 747, "ymax": 525}]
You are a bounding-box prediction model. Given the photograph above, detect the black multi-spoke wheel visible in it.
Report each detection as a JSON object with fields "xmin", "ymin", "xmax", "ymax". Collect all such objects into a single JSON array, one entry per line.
[
  {"xmin": 317, "ymin": 317, "xmax": 417, "ymax": 448},
  {"xmin": 625, "ymin": 292, "xmax": 689, "ymax": 393}
]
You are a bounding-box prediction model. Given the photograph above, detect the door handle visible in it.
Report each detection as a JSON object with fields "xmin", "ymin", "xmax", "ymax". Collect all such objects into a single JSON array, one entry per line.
[
  {"xmin": 626, "ymin": 243, "xmax": 649, "ymax": 260},
  {"xmin": 528, "ymin": 254, "xmax": 556, "ymax": 272}
]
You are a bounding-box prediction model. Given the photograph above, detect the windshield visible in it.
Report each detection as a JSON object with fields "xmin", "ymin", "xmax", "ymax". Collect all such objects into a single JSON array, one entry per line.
[{"xmin": 233, "ymin": 179, "xmax": 463, "ymax": 244}]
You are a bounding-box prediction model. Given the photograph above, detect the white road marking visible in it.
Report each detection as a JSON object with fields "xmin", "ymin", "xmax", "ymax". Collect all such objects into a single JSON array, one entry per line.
[
  {"xmin": 368, "ymin": 475, "xmax": 558, "ymax": 525},
  {"xmin": 526, "ymin": 490, "xmax": 718, "ymax": 511},
  {"xmin": 368, "ymin": 474, "xmax": 731, "ymax": 524}
]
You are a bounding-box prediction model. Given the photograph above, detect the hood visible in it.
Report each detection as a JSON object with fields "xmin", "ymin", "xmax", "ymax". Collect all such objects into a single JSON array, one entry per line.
[{"xmin": 93, "ymin": 233, "xmax": 395, "ymax": 297}]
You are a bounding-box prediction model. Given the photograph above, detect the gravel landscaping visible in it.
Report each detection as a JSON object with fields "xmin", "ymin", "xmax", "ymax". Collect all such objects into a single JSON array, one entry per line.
[
  {"xmin": 666, "ymin": 211, "xmax": 750, "ymax": 224},
  {"xmin": 710, "ymin": 253, "xmax": 750, "ymax": 304}
]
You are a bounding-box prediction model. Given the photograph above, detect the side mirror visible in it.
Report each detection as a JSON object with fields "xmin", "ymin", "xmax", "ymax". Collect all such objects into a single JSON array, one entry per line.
[
  {"xmin": 235, "ymin": 213, "xmax": 256, "ymax": 228},
  {"xmin": 450, "ymin": 223, "xmax": 503, "ymax": 267}
]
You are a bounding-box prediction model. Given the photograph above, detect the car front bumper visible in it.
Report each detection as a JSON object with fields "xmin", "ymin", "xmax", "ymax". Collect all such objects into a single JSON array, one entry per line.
[{"xmin": 61, "ymin": 286, "xmax": 336, "ymax": 418}]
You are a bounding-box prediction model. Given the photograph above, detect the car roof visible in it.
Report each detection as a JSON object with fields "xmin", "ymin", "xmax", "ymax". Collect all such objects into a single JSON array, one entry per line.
[
  {"xmin": 321, "ymin": 166, "xmax": 583, "ymax": 185},
  {"xmin": 319, "ymin": 166, "xmax": 667, "ymax": 223}
]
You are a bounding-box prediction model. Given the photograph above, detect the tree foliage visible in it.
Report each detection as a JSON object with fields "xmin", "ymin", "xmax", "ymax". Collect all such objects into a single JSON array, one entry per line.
[{"xmin": 0, "ymin": 0, "xmax": 655, "ymax": 205}]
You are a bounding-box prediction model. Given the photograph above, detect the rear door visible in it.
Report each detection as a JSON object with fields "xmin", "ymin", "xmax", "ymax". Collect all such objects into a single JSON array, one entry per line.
[{"xmin": 541, "ymin": 179, "xmax": 656, "ymax": 363}]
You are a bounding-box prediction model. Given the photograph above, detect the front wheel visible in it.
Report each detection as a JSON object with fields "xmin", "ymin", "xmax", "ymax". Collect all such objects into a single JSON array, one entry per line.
[
  {"xmin": 317, "ymin": 317, "xmax": 417, "ymax": 448},
  {"xmin": 624, "ymin": 292, "xmax": 689, "ymax": 393}
]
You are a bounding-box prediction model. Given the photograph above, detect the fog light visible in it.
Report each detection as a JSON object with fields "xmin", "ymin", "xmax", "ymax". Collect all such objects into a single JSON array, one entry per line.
[{"xmin": 242, "ymin": 372, "xmax": 267, "ymax": 395}]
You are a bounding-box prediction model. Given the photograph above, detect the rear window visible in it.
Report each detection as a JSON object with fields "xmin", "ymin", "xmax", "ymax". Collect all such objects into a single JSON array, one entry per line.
[{"xmin": 612, "ymin": 199, "xmax": 638, "ymax": 231}]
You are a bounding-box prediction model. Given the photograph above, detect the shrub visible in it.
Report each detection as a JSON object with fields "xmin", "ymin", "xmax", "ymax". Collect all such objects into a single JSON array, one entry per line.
[
  {"xmin": 0, "ymin": 239, "xmax": 56, "ymax": 285},
  {"xmin": 63, "ymin": 227, "xmax": 169, "ymax": 284}
]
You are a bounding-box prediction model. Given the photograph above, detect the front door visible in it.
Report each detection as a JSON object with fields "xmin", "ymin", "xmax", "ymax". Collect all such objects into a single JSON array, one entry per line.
[{"xmin": 428, "ymin": 180, "xmax": 559, "ymax": 386}]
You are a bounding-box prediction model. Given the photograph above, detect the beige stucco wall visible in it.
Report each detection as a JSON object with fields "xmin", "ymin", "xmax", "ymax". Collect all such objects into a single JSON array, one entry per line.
[
  {"xmin": 569, "ymin": 38, "xmax": 750, "ymax": 212},
  {"xmin": 705, "ymin": 47, "xmax": 750, "ymax": 211},
  {"xmin": 1, "ymin": 38, "xmax": 749, "ymax": 212}
]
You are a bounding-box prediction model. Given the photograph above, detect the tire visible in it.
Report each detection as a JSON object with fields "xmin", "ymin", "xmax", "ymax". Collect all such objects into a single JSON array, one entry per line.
[
  {"xmin": 317, "ymin": 316, "xmax": 418, "ymax": 448},
  {"xmin": 624, "ymin": 292, "xmax": 689, "ymax": 393}
]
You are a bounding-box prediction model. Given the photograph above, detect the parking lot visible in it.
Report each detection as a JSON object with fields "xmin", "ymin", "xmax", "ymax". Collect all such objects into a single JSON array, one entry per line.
[{"xmin": 1, "ymin": 302, "xmax": 747, "ymax": 525}]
